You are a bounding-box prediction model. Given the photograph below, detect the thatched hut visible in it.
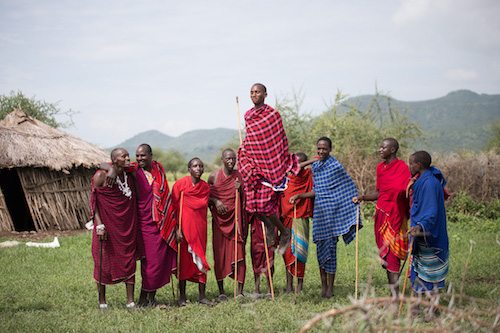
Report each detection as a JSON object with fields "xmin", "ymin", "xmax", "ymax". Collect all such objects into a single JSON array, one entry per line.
[{"xmin": 0, "ymin": 110, "xmax": 109, "ymax": 232}]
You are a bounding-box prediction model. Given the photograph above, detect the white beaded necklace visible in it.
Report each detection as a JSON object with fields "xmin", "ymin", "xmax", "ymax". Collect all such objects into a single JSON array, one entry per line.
[{"xmin": 116, "ymin": 172, "xmax": 132, "ymax": 199}]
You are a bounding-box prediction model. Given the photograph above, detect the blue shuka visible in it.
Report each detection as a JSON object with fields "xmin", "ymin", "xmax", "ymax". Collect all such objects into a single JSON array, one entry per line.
[
  {"xmin": 410, "ymin": 167, "xmax": 449, "ymax": 293},
  {"xmin": 312, "ymin": 155, "xmax": 361, "ymax": 242}
]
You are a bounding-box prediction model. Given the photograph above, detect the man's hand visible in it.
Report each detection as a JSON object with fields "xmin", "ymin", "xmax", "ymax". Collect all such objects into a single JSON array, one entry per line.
[
  {"xmin": 235, "ymin": 180, "xmax": 241, "ymax": 190},
  {"xmin": 96, "ymin": 224, "xmax": 107, "ymax": 241},
  {"xmin": 352, "ymin": 196, "xmax": 362, "ymax": 204},
  {"xmin": 105, "ymin": 167, "xmax": 117, "ymax": 187},
  {"xmin": 176, "ymin": 229, "xmax": 184, "ymax": 242},
  {"xmin": 215, "ymin": 199, "xmax": 228, "ymax": 215},
  {"xmin": 289, "ymin": 194, "xmax": 301, "ymax": 204},
  {"xmin": 409, "ymin": 225, "xmax": 423, "ymax": 237}
]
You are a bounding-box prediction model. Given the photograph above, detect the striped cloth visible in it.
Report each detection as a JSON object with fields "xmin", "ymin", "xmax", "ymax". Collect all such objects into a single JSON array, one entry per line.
[
  {"xmin": 311, "ymin": 156, "xmax": 361, "ymax": 243},
  {"xmin": 238, "ymin": 104, "xmax": 299, "ymax": 214},
  {"xmin": 410, "ymin": 239, "xmax": 448, "ymax": 293},
  {"xmin": 291, "ymin": 217, "xmax": 310, "ymax": 263}
]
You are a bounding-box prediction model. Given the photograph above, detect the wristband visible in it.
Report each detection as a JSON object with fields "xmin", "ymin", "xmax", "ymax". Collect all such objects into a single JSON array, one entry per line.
[{"xmin": 96, "ymin": 224, "xmax": 106, "ymax": 232}]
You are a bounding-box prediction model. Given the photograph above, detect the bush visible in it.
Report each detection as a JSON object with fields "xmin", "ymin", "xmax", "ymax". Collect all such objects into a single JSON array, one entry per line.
[{"xmin": 447, "ymin": 191, "xmax": 500, "ymax": 222}]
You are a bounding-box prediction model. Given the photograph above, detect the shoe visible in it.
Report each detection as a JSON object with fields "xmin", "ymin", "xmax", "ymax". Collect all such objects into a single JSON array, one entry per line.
[
  {"xmin": 126, "ymin": 302, "xmax": 136, "ymax": 308},
  {"xmin": 99, "ymin": 303, "xmax": 108, "ymax": 309},
  {"xmin": 216, "ymin": 294, "xmax": 229, "ymax": 302}
]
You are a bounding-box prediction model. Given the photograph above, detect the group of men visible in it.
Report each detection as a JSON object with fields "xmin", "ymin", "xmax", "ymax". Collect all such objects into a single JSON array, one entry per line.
[{"xmin": 90, "ymin": 83, "xmax": 449, "ymax": 313}]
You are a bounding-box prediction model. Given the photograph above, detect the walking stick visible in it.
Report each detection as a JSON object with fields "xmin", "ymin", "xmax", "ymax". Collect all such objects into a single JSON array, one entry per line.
[
  {"xmin": 99, "ymin": 236, "xmax": 103, "ymax": 289},
  {"xmin": 294, "ymin": 204, "xmax": 298, "ymax": 294},
  {"xmin": 355, "ymin": 204, "xmax": 360, "ymax": 300},
  {"xmin": 261, "ymin": 221, "xmax": 275, "ymax": 300},
  {"xmin": 236, "ymin": 96, "xmax": 242, "ymax": 145},
  {"xmin": 234, "ymin": 189, "xmax": 239, "ymax": 299},
  {"xmin": 399, "ymin": 237, "xmax": 413, "ymax": 315},
  {"xmin": 177, "ymin": 192, "xmax": 184, "ymax": 287}
]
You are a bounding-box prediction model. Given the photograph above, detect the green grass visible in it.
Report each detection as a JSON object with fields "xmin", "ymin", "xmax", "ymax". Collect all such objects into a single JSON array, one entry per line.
[{"xmin": 0, "ymin": 214, "xmax": 498, "ymax": 332}]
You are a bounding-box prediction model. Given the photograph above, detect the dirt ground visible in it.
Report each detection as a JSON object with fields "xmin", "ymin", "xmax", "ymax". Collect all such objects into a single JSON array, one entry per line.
[{"xmin": 0, "ymin": 229, "xmax": 88, "ymax": 241}]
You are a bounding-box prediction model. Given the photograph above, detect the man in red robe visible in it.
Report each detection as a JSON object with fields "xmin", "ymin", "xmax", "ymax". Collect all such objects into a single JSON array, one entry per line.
[
  {"xmin": 238, "ymin": 83, "xmax": 300, "ymax": 252},
  {"xmin": 100, "ymin": 144, "xmax": 177, "ymax": 307},
  {"xmin": 353, "ymin": 138, "xmax": 410, "ymax": 296},
  {"xmin": 208, "ymin": 148, "xmax": 246, "ymax": 300},
  {"xmin": 171, "ymin": 157, "xmax": 211, "ymax": 306},
  {"xmin": 91, "ymin": 148, "xmax": 137, "ymax": 309},
  {"xmin": 281, "ymin": 152, "xmax": 314, "ymax": 293}
]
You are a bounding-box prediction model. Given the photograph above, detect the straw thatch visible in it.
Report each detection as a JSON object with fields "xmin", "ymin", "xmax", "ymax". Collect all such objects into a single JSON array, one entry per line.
[
  {"xmin": 0, "ymin": 109, "xmax": 108, "ymax": 170},
  {"xmin": 0, "ymin": 110, "xmax": 109, "ymax": 231},
  {"xmin": 0, "ymin": 187, "xmax": 14, "ymax": 231}
]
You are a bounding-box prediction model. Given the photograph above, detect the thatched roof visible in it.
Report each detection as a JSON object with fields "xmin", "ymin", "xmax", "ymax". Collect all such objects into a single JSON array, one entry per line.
[{"xmin": 0, "ymin": 110, "xmax": 109, "ymax": 170}]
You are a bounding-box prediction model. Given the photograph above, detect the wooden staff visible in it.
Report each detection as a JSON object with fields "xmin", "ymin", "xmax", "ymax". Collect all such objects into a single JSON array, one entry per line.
[
  {"xmin": 355, "ymin": 204, "xmax": 360, "ymax": 300},
  {"xmin": 177, "ymin": 192, "xmax": 184, "ymax": 283},
  {"xmin": 399, "ymin": 238, "xmax": 413, "ymax": 315},
  {"xmin": 236, "ymin": 96, "xmax": 242, "ymax": 145},
  {"xmin": 261, "ymin": 221, "xmax": 275, "ymax": 300},
  {"xmin": 293, "ymin": 204, "xmax": 298, "ymax": 294},
  {"xmin": 234, "ymin": 188, "xmax": 239, "ymax": 299}
]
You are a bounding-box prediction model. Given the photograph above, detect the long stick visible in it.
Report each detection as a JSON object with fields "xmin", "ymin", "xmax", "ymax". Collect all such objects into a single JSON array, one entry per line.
[
  {"xmin": 234, "ymin": 189, "xmax": 239, "ymax": 299},
  {"xmin": 261, "ymin": 221, "xmax": 275, "ymax": 300},
  {"xmin": 99, "ymin": 237, "xmax": 103, "ymax": 287},
  {"xmin": 236, "ymin": 96, "xmax": 242, "ymax": 145},
  {"xmin": 294, "ymin": 204, "xmax": 298, "ymax": 294},
  {"xmin": 399, "ymin": 238, "xmax": 413, "ymax": 315},
  {"xmin": 177, "ymin": 192, "xmax": 184, "ymax": 283},
  {"xmin": 355, "ymin": 204, "xmax": 360, "ymax": 300}
]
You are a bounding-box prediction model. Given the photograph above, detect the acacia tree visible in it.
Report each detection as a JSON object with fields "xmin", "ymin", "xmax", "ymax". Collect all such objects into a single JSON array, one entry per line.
[{"xmin": 0, "ymin": 91, "xmax": 75, "ymax": 127}]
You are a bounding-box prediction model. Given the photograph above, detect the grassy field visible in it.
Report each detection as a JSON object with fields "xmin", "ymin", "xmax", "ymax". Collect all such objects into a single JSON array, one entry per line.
[{"xmin": 0, "ymin": 212, "xmax": 498, "ymax": 332}]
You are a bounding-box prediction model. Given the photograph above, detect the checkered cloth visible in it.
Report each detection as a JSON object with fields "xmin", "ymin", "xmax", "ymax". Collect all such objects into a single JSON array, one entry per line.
[
  {"xmin": 238, "ymin": 104, "xmax": 299, "ymax": 214},
  {"xmin": 312, "ymin": 156, "xmax": 361, "ymax": 243}
]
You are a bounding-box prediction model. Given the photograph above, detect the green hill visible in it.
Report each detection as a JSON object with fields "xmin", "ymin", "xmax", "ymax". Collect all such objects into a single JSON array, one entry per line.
[
  {"xmin": 113, "ymin": 128, "xmax": 238, "ymax": 163},
  {"xmin": 341, "ymin": 90, "xmax": 500, "ymax": 152}
]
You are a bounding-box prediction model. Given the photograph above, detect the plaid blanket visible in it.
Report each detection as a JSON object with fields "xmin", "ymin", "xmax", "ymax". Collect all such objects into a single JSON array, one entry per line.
[
  {"xmin": 238, "ymin": 104, "xmax": 299, "ymax": 187},
  {"xmin": 238, "ymin": 104, "xmax": 299, "ymax": 213},
  {"xmin": 312, "ymin": 156, "xmax": 361, "ymax": 242}
]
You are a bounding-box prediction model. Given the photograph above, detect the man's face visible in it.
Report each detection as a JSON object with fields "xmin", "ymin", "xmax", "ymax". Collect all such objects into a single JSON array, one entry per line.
[
  {"xmin": 408, "ymin": 155, "xmax": 419, "ymax": 176},
  {"xmin": 379, "ymin": 140, "xmax": 394, "ymax": 160},
  {"xmin": 189, "ymin": 159, "xmax": 204, "ymax": 179},
  {"xmin": 113, "ymin": 149, "xmax": 131, "ymax": 169},
  {"xmin": 221, "ymin": 150, "xmax": 236, "ymax": 171},
  {"xmin": 136, "ymin": 146, "xmax": 152, "ymax": 169},
  {"xmin": 317, "ymin": 140, "xmax": 331, "ymax": 160},
  {"xmin": 250, "ymin": 85, "xmax": 267, "ymax": 106}
]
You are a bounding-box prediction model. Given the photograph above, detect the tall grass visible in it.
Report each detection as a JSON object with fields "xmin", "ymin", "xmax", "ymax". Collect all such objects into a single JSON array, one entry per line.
[{"xmin": 0, "ymin": 212, "xmax": 498, "ymax": 332}]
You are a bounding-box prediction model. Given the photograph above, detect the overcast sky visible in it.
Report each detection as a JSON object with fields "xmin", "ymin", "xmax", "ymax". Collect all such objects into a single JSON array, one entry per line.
[{"xmin": 1, "ymin": 0, "xmax": 499, "ymax": 147}]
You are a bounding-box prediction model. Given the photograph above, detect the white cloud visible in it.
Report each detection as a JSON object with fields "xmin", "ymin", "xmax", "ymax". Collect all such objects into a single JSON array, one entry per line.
[
  {"xmin": 392, "ymin": 0, "xmax": 451, "ymax": 25},
  {"xmin": 445, "ymin": 68, "xmax": 478, "ymax": 81}
]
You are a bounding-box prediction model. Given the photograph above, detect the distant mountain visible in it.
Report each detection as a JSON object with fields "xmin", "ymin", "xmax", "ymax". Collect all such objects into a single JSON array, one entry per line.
[
  {"xmin": 341, "ymin": 90, "xmax": 500, "ymax": 151},
  {"xmin": 113, "ymin": 128, "xmax": 238, "ymax": 163}
]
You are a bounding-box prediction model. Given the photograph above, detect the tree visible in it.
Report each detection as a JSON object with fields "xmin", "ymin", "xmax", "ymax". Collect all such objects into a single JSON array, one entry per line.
[
  {"xmin": 152, "ymin": 148, "xmax": 187, "ymax": 181},
  {"xmin": 275, "ymin": 91, "xmax": 314, "ymax": 155},
  {"xmin": 0, "ymin": 91, "xmax": 75, "ymax": 127},
  {"xmin": 486, "ymin": 120, "xmax": 500, "ymax": 153},
  {"xmin": 311, "ymin": 91, "xmax": 421, "ymax": 193}
]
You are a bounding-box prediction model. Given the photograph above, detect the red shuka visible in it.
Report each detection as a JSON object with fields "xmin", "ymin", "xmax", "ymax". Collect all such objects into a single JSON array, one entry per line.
[
  {"xmin": 209, "ymin": 168, "xmax": 246, "ymax": 282},
  {"xmin": 238, "ymin": 104, "xmax": 300, "ymax": 213},
  {"xmin": 280, "ymin": 168, "xmax": 314, "ymax": 219},
  {"xmin": 90, "ymin": 172, "xmax": 137, "ymax": 285},
  {"xmin": 172, "ymin": 176, "xmax": 210, "ymax": 283},
  {"xmin": 375, "ymin": 159, "xmax": 411, "ymax": 261}
]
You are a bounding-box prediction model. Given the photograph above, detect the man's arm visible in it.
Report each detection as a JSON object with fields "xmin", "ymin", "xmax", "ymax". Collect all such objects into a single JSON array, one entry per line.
[
  {"xmin": 289, "ymin": 190, "xmax": 315, "ymax": 204},
  {"xmin": 352, "ymin": 190, "xmax": 379, "ymax": 204}
]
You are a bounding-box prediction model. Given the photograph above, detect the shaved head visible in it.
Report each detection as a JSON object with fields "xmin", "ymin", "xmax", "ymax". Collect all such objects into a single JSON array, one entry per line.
[
  {"xmin": 110, "ymin": 148, "xmax": 127, "ymax": 162},
  {"xmin": 382, "ymin": 137, "xmax": 399, "ymax": 153}
]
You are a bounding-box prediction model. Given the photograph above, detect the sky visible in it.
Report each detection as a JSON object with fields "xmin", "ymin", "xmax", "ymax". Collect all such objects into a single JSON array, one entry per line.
[{"xmin": 1, "ymin": 0, "xmax": 499, "ymax": 147}]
